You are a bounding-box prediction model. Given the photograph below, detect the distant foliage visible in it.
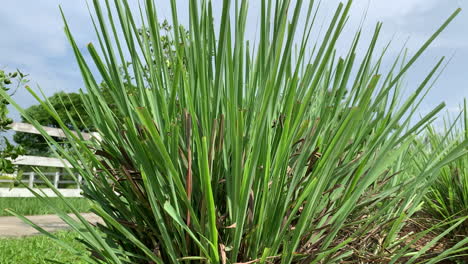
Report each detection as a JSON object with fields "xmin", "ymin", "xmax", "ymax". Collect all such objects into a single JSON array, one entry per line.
[
  {"xmin": 14, "ymin": 92, "xmax": 92, "ymax": 156},
  {"xmin": 13, "ymin": 20, "xmax": 186, "ymax": 156},
  {"xmin": 0, "ymin": 69, "xmax": 27, "ymax": 173}
]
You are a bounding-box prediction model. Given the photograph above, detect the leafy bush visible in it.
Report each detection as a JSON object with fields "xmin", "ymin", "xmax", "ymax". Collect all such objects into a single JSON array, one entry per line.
[
  {"xmin": 0, "ymin": 69, "xmax": 27, "ymax": 173},
  {"xmin": 1, "ymin": 0, "xmax": 468, "ymax": 263}
]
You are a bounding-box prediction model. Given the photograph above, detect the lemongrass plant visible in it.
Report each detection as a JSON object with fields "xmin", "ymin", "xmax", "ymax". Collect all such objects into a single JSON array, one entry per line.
[
  {"xmin": 1, "ymin": 0, "xmax": 468, "ymax": 263},
  {"xmin": 423, "ymin": 100, "xmax": 468, "ymax": 235}
]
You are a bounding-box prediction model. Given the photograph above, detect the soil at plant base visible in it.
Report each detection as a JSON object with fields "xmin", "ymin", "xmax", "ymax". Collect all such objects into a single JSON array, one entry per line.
[
  {"xmin": 332, "ymin": 212, "xmax": 466, "ymax": 263},
  {"xmin": 399, "ymin": 212, "xmax": 468, "ymax": 264}
]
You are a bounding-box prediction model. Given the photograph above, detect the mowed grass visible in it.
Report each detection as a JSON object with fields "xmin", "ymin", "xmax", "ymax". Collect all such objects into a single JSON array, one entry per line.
[
  {"xmin": 0, "ymin": 231, "xmax": 87, "ymax": 264},
  {"xmin": 0, "ymin": 199, "xmax": 91, "ymax": 263},
  {"xmin": 0, "ymin": 198, "xmax": 91, "ymax": 216}
]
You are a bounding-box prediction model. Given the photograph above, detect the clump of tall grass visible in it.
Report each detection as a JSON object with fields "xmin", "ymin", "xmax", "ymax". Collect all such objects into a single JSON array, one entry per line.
[
  {"xmin": 423, "ymin": 100, "xmax": 468, "ymax": 236},
  {"xmin": 1, "ymin": 0, "xmax": 468, "ymax": 263}
]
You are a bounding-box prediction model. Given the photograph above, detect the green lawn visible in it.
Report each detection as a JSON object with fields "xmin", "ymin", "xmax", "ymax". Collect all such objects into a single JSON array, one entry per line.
[
  {"xmin": 0, "ymin": 197, "xmax": 91, "ymax": 216},
  {"xmin": 0, "ymin": 198, "xmax": 91, "ymax": 263},
  {"xmin": 0, "ymin": 231, "xmax": 87, "ymax": 264}
]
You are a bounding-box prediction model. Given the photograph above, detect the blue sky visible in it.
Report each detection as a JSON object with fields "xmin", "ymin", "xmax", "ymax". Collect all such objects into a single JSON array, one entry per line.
[{"xmin": 0, "ymin": 0, "xmax": 467, "ymax": 122}]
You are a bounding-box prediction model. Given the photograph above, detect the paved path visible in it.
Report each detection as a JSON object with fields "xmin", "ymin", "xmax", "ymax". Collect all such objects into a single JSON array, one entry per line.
[
  {"xmin": 0, "ymin": 188, "xmax": 82, "ymax": 197},
  {"xmin": 0, "ymin": 213, "xmax": 102, "ymax": 237}
]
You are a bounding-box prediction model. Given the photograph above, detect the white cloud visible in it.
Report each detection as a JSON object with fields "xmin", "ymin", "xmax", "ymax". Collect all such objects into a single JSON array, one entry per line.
[
  {"xmin": 0, "ymin": 1, "xmax": 93, "ymax": 95},
  {"xmin": 358, "ymin": 0, "xmax": 438, "ymax": 20}
]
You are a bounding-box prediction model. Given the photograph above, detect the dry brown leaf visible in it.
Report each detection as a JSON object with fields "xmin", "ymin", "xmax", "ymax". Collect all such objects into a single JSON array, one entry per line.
[
  {"xmin": 220, "ymin": 244, "xmax": 227, "ymax": 264},
  {"xmin": 225, "ymin": 223, "xmax": 237, "ymax": 229}
]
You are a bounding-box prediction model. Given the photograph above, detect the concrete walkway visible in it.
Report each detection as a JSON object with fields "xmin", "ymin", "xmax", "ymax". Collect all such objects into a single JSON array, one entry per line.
[
  {"xmin": 0, "ymin": 213, "xmax": 102, "ymax": 237},
  {"xmin": 0, "ymin": 188, "xmax": 83, "ymax": 198}
]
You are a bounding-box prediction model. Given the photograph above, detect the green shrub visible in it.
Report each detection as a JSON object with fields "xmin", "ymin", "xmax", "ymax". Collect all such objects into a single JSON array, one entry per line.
[
  {"xmin": 1, "ymin": 0, "xmax": 468, "ymax": 263},
  {"xmin": 0, "ymin": 69, "xmax": 27, "ymax": 174}
]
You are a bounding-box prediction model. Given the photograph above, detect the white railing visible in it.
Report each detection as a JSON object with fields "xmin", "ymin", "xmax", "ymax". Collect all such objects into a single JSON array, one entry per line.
[
  {"xmin": 9, "ymin": 122, "xmax": 100, "ymax": 141},
  {"xmin": 0, "ymin": 172, "xmax": 83, "ymax": 189},
  {"xmin": 0, "ymin": 172, "xmax": 84, "ymax": 197},
  {"xmin": 1, "ymin": 122, "xmax": 92, "ymax": 197}
]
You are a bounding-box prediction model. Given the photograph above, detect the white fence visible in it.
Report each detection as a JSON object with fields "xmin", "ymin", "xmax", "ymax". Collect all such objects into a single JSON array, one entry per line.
[
  {"xmin": 1, "ymin": 122, "xmax": 92, "ymax": 197},
  {"xmin": 0, "ymin": 172, "xmax": 83, "ymax": 189},
  {"xmin": 0, "ymin": 188, "xmax": 82, "ymax": 197},
  {"xmin": 0, "ymin": 172, "xmax": 84, "ymax": 197}
]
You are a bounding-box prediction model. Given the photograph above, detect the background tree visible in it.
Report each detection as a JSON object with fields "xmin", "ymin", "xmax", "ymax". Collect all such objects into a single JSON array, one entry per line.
[
  {"xmin": 14, "ymin": 92, "xmax": 91, "ymax": 156},
  {"xmin": 14, "ymin": 20, "xmax": 186, "ymax": 156}
]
